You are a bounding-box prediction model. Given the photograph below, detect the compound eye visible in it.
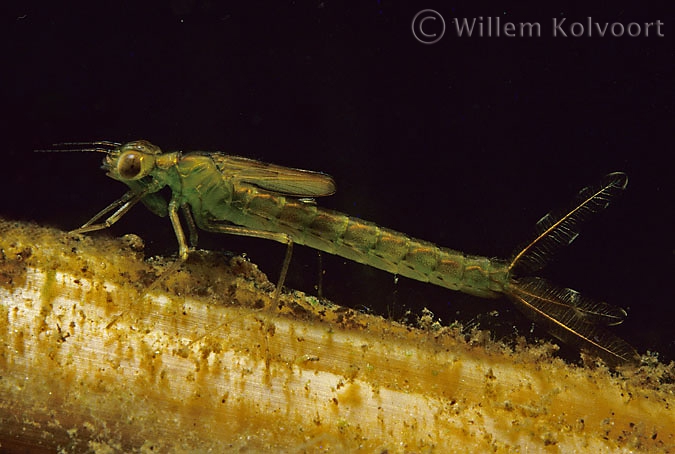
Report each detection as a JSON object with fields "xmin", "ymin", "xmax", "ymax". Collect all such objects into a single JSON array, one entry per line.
[{"xmin": 118, "ymin": 152, "xmax": 143, "ymax": 179}]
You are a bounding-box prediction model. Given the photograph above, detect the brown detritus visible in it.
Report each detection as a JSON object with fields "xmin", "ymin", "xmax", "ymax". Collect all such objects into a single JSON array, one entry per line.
[{"xmin": 0, "ymin": 217, "xmax": 673, "ymax": 452}]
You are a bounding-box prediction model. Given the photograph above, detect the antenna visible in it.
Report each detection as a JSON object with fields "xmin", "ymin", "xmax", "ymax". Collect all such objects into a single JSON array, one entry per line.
[{"xmin": 34, "ymin": 141, "xmax": 122, "ymax": 153}]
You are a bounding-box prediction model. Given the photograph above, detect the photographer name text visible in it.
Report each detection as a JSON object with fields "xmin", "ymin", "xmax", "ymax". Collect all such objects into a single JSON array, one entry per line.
[{"xmin": 456, "ymin": 17, "xmax": 664, "ymax": 38}]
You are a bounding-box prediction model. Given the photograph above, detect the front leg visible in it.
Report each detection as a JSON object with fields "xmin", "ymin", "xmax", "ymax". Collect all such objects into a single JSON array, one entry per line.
[{"xmin": 72, "ymin": 190, "xmax": 147, "ymax": 234}]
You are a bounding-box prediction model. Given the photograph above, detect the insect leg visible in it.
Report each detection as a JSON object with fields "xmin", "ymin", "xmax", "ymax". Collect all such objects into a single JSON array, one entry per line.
[
  {"xmin": 181, "ymin": 204, "xmax": 199, "ymax": 248},
  {"xmin": 201, "ymin": 220, "xmax": 294, "ymax": 301},
  {"xmin": 168, "ymin": 200, "xmax": 191, "ymax": 260},
  {"xmin": 72, "ymin": 190, "xmax": 147, "ymax": 234}
]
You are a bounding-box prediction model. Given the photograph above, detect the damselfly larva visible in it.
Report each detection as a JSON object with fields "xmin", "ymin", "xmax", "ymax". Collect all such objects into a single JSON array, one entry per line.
[{"xmin": 49, "ymin": 140, "xmax": 639, "ymax": 366}]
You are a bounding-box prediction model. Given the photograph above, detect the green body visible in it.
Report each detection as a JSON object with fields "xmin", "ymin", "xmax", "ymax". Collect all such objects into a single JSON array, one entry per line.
[{"xmin": 166, "ymin": 154, "xmax": 510, "ymax": 298}]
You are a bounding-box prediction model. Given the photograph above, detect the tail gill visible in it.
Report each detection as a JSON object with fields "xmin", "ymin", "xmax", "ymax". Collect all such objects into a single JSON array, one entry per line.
[{"xmin": 503, "ymin": 172, "xmax": 639, "ymax": 366}]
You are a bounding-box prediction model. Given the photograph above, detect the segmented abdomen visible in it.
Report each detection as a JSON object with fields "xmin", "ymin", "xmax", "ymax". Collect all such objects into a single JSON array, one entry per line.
[{"xmin": 228, "ymin": 186, "xmax": 509, "ymax": 298}]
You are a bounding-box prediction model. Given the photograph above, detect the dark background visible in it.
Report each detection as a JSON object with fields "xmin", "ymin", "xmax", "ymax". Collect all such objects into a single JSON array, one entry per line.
[{"xmin": 3, "ymin": 2, "xmax": 673, "ymax": 363}]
